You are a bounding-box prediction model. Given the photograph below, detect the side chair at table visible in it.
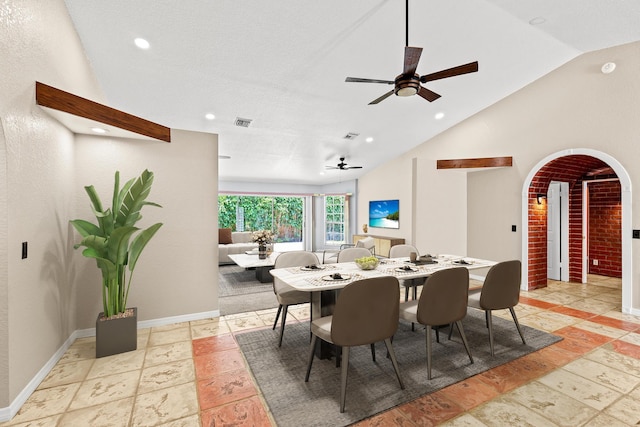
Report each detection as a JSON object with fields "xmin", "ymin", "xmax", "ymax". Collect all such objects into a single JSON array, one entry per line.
[
  {"xmin": 272, "ymin": 251, "xmax": 318, "ymax": 347},
  {"xmin": 467, "ymin": 259, "xmax": 526, "ymax": 356},
  {"xmin": 398, "ymin": 267, "xmax": 474, "ymax": 380},
  {"xmin": 336, "ymin": 247, "xmax": 372, "ymax": 263},
  {"xmin": 305, "ymin": 276, "xmax": 405, "ymax": 413},
  {"xmin": 389, "ymin": 244, "xmax": 423, "ymax": 301}
]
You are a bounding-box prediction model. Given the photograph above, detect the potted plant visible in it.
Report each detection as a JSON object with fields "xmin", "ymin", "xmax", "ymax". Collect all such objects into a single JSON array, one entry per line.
[{"xmin": 70, "ymin": 169, "xmax": 163, "ymax": 357}]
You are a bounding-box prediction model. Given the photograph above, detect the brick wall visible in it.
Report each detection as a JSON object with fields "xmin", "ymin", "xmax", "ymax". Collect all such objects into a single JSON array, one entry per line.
[
  {"xmin": 587, "ymin": 181, "xmax": 622, "ymax": 277},
  {"xmin": 527, "ymin": 155, "xmax": 617, "ymax": 289}
]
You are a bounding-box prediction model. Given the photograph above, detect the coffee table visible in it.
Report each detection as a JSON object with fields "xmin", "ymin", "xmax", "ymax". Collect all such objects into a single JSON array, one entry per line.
[{"xmin": 228, "ymin": 252, "xmax": 279, "ymax": 283}]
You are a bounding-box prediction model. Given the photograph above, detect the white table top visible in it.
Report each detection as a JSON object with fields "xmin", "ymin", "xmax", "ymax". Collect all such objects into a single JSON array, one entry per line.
[
  {"xmin": 269, "ymin": 254, "xmax": 496, "ymax": 292},
  {"xmin": 228, "ymin": 252, "xmax": 280, "ymax": 268}
]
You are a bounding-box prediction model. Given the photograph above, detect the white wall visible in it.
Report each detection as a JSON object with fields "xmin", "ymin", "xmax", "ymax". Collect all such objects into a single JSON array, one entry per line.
[{"xmin": 357, "ymin": 41, "xmax": 640, "ymax": 312}]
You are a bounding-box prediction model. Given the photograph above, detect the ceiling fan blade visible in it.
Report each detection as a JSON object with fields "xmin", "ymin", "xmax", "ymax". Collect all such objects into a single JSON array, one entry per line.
[
  {"xmin": 345, "ymin": 166, "xmax": 363, "ymax": 169},
  {"xmin": 345, "ymin": 77, "xmax": 394, "ymax": 84},
  {"xmin": 420, "ymin": 61, "xmax": 479, "ymax": 83},
  {"xmin": 369, "ymin": 90, "xmax": 394, "ymax": 105},
  {"xmin": 403, "ymin": 46, "xmax": 423, "ymax": 75},
  {"xmin": 325, "ymin": 166, "xmax": 340, "ymax": 169},
  {"xmin": 417, "ymin": 86, "xmax": 441, "ymax": 102}
]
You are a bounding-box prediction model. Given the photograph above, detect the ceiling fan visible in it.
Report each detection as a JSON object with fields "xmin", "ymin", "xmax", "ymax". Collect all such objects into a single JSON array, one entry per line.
[
  {"xmin": 326, "ymin": 157, "xmax": 363, "ymax": 170},
  {"xmin": 345, "ymin": 0, "xmax": 478, "ymax": 105}
]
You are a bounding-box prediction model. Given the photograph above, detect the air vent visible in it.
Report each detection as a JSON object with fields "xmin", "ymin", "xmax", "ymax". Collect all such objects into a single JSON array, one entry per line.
[
  {"xmin": 343, "ymin": 132, "xmax": 359, "ymax": 140},
  {"xmin": 235, "ymin": 117, "xmax": 252, "ymax": 127}
]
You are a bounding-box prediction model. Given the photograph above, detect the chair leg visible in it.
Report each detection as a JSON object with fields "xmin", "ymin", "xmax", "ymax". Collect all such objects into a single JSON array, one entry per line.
[
  {"xmin": 272, "ymin": 305, "xmax": 282, "ymax": 330},
  {"xmin": 404, "ymin": 285, "xmax": 409, "ymax": 302},
  {"xmin": 370, "ymin": 343, "xmax": 376, "ymax": 362},
  {"xmin": 383, "ymin": 338, "xmax": 405, "ymax": 389},
  {"xmin": 305, "ymin": 335, "xmax": 318, "ymax": 382},
  {"xmin": 486, "ymin": 310, "xmax": 495, "ymax": 356},
  {"xmin": 456, "ymin": 320, "xmax": 474, "ymax": 364},
  {"xmin": 278, "ymin": 305, "xmax": 289, "ymax": 347},
  {"xmin": 435, "ymin": 326, "xmax": 440, "ymax": 343},
  {"xmin": 447, "ymin": 323, "xmax": 454, "ymax": 340},
  {"xmin": 412, "ymin": 284, "xmax": 418, "ymax": 301},
  {"xmin": 509, "ymin": 307, "xmax": 527, "ymax": 345},
  {"xmin": 340, "ymin": 346, "xmax": 350, "ymax": 413},
  {"xmin": 426, "ymin": 325, "xmax": 433, "ymax": 380}
]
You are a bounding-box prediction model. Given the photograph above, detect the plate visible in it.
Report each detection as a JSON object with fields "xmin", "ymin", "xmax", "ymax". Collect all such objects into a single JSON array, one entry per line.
[
  {"xmin": 301, "ymin": 265, "xmax": 324, "ymax": 271},
  {"xmin": 322, "ymin": 274, "xmax": 351, "ymax": 281},
  {"xmin": 395, "ymin": 267, "xmax": 417, "ymax": 273}
]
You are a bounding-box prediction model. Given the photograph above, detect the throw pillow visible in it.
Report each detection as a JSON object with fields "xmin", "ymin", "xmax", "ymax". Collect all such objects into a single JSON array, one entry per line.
[{"xmin": 218, "ymin": 228, "xmax": 233, "ymax": 244}]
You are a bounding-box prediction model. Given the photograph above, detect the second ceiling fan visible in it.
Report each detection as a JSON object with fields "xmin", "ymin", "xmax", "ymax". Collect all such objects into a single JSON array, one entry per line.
[{"xmin": 345, "ymin": 0, "xmax": 479, "ymax": 105}]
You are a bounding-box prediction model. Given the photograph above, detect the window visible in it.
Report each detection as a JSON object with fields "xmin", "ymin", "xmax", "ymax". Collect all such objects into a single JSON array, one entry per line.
[
  {"xmin": 325, "ymin": 195, "xmax": 347, "ymax": 246},
  {"xmin": 218, "ymin": 194, "xmax": 303, "ymax": 243}
]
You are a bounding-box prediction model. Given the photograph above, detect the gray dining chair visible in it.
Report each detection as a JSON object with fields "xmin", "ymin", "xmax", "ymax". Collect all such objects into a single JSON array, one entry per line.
[
  {"xmin": 389, "ymin": 244, "xmax": 423, "ymax": 301},
  {"xmin": 272, "ymin": 251, "xmax": 318, "ymax": 347},
  {"xmin": 336, "ymin": 247, "xmax": 372, "ymax": 263},
  {"xmin": 305, "ymin": 276, "xmax": 404, "ymax": 413},
  {"xmin": 399, "ymin": 267, "xmax": 473, "ymax": 380},
  {"xmin": 467, "ymin": 260, "xmax": 526, "ymax": 356}
]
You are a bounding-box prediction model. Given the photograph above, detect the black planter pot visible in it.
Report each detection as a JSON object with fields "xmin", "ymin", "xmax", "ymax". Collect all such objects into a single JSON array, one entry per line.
[{"xmin": 95, "ymin": 307, "xmax": 137, "ymax": 358}]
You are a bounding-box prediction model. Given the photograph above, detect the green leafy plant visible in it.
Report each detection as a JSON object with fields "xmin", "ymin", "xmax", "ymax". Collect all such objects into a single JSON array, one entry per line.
[{"xmin": 70, "ymin": 169, "xmax": 163, "ymax": 318}]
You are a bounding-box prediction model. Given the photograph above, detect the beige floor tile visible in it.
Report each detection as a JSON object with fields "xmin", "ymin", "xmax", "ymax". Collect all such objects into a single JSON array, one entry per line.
[
  {"xmin": 563, "ymin": 358, "xmax": 640, "ymax": 394},
  {"xmin": 155, "ymin": 414, "xmax": 201, "ymax": 426},
  {"xmin": 287, "ymin": 305, "xmax": 310, "ymax": 321},
  {"xmin": 528, "ymin": 292, "xmax": 583, "ymax": 305},
  {"xmin": 0, "ymin": 414, "xmax": 62, "ymax": 426},
  {"xmin": 572, "ymin": 320, "xmax": 627, "ymax": 339},
  {"xmin": 38, "ymin": 359, "xmax": 94, "ymax": 389},
  {"xmin": 226, "ymin": 315, "xmax": 268, "ymax": 332},
  {"xmin": 148, "ymin": 327, "xmax": 192, "ymax": 347},
  {"xmin": 584, "ymin": 413, "xmax": 633, "ymax": 426},
  {"xmin": 440, "ymin": 414, "xmax": 489, "ymax": 426},
  {"xmin": 58, "ymin": 397, "xmax": 134, "ymax": 427},
  {"xmin": 518, "ymin": 311, "xmax": 578, "ymax": 332},
  {"xmin": 471, "ymin": 396, "xmax": 559, "ymax": 426},
  {"xmin": 591, "ymin": 292, "xmax": 622, "ymax": 304},
  {"xmin": 59, "ymin": 337, "xmax": 96, "ymax": 364},
  {"xmin": 87, "ymin": 349, "xmax": 146, "ymax": 379},
  {"xmin": 151, "ymin": 322, "xmax": 190, "ymax": 333},
  {"xmin": 69, "ymin": 371, "xmax": 140, "ymax": 410},
  {"xmin": 189, "ymin": 316, "xmax": 220, "ymax": 325},
  {"xmin": 256, "ymin": 310, "xmax": 279, "ymax": 326},
  {"xmin": 563, "ymin": 299, "xmax": 618, "ymax": 314},
  {"xmin": 601, "ymin": 310, "xmax": 640, "ymax": 324},
  {"xmin": 8, "ymin": 383, "xmax": 81, "ymax": 424},
  {"xmin": 137, "ymin": 328, "xmax": 151, "ymax": 348},
  {"xmin": 537, "ymin": 369, "xmax": 621, "ymax": 411},
  {"xmin": 145, "ymin": 341, "xmax": 193, "ymax": 367},
  {"xmin": 222, "ymin": 311, "xmax": 255, "ymax": 320},
  {"xmin": 137, "ymin": 359, "xmax": 195, "ymax": 395},
  {"xmin": 190, "ymin": 319, "xmax": 230, "ymax": 339},
  {"xmin": 131, "ymin": 382, "xmax": 199, "ymax": 427},
  {"xmin": 603, "ymin": 395, "xmax": 640, "ymax": 425},
  {"xmin": 507, "ymin": 382, "xmax": 597, "ymax": 427},
  {"xmin": 619, "ymin": 331, "xmax": 640, "ymax": 346},
  {"xmin": 585, "ymin": 347, "xmax": 640, "ymax": 378}
]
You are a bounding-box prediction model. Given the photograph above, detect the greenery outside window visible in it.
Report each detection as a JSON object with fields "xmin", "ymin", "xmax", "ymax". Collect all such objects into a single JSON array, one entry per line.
[
  {"xmin": 325, "ymin": 195, "xmax": 347, "ymax": 246},
  {"xmin": 218, "ymin": 194, "xmax": 303, "ymax": 243}
]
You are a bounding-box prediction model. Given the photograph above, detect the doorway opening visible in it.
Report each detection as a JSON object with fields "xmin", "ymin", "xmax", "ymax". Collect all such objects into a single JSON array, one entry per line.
[{"xmin": 522, "ymin": 149, "xmax": 633, "ymax": 314}]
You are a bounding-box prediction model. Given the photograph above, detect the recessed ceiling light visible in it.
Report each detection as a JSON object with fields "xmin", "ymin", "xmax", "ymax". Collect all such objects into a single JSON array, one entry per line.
[
  {"xmin": 205, "ymin": 113, "xmax": 216, "ymax": 120},
  {"xmin": 134, "ymin": 38, "xmax": 150, "ymax": 49},
  {"xmin": 365, "ymin": 137, "xmax": 374, "ymax": 143},
  {"xmin": 529, "ymin": 17, "xmax": 546, "ymax": 25},
  {"xmin": 91, "ymin": 127, "xmax": 108, "ymax": 134},
  {"xmin": 319, "ymin": 171, "xmax": 325, "ymax": 175},
  {"xmin": 434, "ymin": 112, "xmax": 445, "ymax": 120},
  {"xmin": 601, "ymin": 62, "xmax": 616, "ymax": 74}
]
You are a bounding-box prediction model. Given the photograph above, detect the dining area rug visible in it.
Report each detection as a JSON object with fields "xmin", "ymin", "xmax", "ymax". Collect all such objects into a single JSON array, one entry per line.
[{"xmin": 235, "ymin": 309, "xmax": 562, "ymax": 427}]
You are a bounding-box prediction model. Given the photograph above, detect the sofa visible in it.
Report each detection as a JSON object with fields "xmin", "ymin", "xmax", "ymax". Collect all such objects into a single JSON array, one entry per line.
[{"xmin": 218, "ymin": 229, "xmax": 259, "ymax": 265}]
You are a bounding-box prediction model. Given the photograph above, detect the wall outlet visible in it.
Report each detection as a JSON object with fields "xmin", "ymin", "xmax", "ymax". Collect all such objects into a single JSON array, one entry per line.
[{"xmin": 593, "ymin": 259, "xmax": 599, "ymax": 266}]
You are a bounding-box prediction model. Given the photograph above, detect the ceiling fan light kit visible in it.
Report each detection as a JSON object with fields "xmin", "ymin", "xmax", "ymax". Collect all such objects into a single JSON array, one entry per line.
[{"xmin": 345, "ymin": 0, "xmax": 478, "ymax": 105}]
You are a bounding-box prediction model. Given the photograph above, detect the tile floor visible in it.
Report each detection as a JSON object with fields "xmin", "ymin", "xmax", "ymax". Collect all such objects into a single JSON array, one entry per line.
[{"xmin": 2, "ymin": 275, "xmax": 640, "ymax": 426}]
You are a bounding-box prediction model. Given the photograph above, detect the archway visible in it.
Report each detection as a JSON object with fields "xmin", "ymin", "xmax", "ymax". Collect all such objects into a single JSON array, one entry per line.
[{"xmin": 521, "ymin": 149, "xmax": 633, "ymax": 314}]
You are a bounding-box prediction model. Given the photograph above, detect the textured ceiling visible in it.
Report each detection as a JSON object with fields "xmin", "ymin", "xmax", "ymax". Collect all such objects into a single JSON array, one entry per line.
[{"xmin": 63, "ymin": 0, "xmax": 640, "ymax": 184}]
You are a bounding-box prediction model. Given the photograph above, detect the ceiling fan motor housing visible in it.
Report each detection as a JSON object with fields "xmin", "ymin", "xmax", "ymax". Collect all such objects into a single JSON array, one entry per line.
[{"xmin": 394, "ymin": 73, "xmax": 420, "ymax": 97}]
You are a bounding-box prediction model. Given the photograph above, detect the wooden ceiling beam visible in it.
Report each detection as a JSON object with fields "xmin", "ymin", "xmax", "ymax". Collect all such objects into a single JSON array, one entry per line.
[
  {"xmin": 36, "ymin": 81, "xmax": 171, "ymax": 142},
  {"xmin": 437, "ymin": 156, "xmax": 512, "ymax": 169}
]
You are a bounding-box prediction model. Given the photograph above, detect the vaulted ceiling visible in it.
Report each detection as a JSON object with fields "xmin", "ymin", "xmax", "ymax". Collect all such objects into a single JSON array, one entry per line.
[{"xmin": 63, "ymin": 0, "xmax": 640, "ymax": 184}]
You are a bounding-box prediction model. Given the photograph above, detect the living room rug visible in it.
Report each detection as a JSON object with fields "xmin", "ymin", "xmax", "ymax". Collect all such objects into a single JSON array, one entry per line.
[
  {"xmin": 236, "ymin": 309, "xmax": 562, "ymax": 427},
  {"xmin": 218, "ymin": 265, "xmax": 277, "ymax": 315}
]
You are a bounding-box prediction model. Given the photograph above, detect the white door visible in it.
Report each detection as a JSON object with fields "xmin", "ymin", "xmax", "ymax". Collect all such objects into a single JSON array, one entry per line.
[{"xmin": 547, "ymin": 181, "xmax": 569, "ymax": 281}]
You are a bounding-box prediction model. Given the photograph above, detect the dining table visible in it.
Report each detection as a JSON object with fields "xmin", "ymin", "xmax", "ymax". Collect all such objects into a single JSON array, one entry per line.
[{"xmin": 269, "ymin": 254, "xmax": 497, "ymax": 359}]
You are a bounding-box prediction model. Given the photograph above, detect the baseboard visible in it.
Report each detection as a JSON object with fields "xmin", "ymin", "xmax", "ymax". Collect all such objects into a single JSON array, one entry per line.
[{"xmin": 0, "ymin": 309, "xmax": 220, "ymax": 422}]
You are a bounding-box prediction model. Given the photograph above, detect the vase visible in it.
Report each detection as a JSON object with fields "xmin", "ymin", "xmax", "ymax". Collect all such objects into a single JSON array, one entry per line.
[{"xmin": 258, "ymin": 244, "xmax": 267, "ymax": 259}]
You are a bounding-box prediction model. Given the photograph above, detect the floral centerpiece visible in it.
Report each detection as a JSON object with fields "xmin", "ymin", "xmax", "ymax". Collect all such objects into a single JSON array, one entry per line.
[{"xmin": 252, "ymin": 230, "xmax": 274, "ymax": 259}]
